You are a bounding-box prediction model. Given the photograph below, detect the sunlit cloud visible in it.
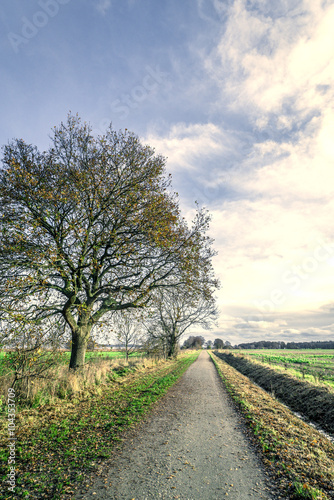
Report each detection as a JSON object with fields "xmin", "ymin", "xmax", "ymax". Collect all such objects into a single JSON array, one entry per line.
[
  {"xmin": 146, "ymin": 122, "xmax": 238, "ymax": 171},
  {"xmin": 209, "ymin": 0, "xmax": 334, "ymax": 123}
]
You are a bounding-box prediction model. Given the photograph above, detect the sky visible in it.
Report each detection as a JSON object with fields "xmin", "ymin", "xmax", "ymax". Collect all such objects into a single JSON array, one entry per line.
[{"xmin": 1, "ymin": 0, "xmax": 334, "ymax": 346}]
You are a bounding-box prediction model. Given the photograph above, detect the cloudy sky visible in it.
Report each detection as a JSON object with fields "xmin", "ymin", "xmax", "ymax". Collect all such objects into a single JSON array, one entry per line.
[{"xmin": 1, "ymin": 0, "xmax": 334, "ymax": 345}]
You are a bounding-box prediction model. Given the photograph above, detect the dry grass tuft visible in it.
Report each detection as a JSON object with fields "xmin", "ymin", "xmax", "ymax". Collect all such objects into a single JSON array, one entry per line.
[{"xmin": 0, "ymin": 354, "xmax": 153, "ymax": 410}]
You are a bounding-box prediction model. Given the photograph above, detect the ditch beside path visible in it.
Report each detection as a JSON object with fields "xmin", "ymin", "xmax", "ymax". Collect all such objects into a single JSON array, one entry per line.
[{"xmin": 76, "ymin": 351, "xmax": 281, "ymax": 500}]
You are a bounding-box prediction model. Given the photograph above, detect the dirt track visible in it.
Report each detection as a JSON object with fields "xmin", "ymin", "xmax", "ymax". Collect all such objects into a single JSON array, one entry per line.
[{"xmin": 76, "ymin": 351, "xmax": 281, "ymax": 499}]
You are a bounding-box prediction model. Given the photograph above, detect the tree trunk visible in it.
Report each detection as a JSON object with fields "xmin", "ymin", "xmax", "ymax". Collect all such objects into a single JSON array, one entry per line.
[
  {"xmin": 167, "ymin": 335, "xmax": 176, "ymax": 358},
  {"xmin": 69, "ymin": 328, "xmax": 90, "ymax": 370},
  {"xmin": 125, "ymin": 337, "xmax": 129, "ymax": 363}
]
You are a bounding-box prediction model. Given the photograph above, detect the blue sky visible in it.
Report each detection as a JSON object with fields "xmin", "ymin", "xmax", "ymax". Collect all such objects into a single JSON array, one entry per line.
[{"xmin": 2, "ymin": 0, "xmax": 334, "ymax": 345}]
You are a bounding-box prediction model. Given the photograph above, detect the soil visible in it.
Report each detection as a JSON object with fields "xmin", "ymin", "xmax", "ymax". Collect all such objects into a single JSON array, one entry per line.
[{"xmin": 75, "ymin": 351, "xmax": 282, "ymax": 500}]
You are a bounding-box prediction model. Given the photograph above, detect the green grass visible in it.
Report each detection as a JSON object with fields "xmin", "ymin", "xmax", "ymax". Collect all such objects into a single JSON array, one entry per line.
[
  {"xmin": 0, "ymin": 351, "xmax": 200, "ymax": 499},
  {"xmin": 238, "ymin": 349, "xmax": 334, "ymax": 388},
  {"xmin": 58, "ymin": 350, "xmax": 144, "ymax": 365},
  {"xmin": 0, "ymin": 350, "xmax": 142, "ymax": 361}
]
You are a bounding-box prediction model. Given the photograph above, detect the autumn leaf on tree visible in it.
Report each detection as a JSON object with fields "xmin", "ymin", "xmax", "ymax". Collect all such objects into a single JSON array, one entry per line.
[{"xmin": 0, "ymin": 114, "xmax": 219, "ymax": 369}]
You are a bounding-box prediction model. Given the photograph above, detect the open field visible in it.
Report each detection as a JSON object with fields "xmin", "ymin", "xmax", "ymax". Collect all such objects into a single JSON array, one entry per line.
[
  {"xmin": 0, "ymin": 351, "xmax": 200, "ymax": 499},
  {"xmin": 239, "ymin": 349, "xmax": 334, "ymax": 388},
  {"xmin": 210, "ymin": 351, "xmax": 334, "ymax": 500},
  {"xmin": 0, "ymin": 350, "xmax": 143, "ymax": 363},
  {"xmin": 214, "ymin": 350, "xmax": 334, "ymax": 435}
]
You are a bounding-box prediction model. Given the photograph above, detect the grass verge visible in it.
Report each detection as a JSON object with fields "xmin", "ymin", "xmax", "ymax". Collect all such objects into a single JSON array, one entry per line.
[
  {"xmin": 0, "ymin": 351, "xmax": 199, "ymax": 499},
  {"xmin": 0, "ymin": 352, "xmax": 151, "ymax": 410},
  {"xmin": 209, "ymin": 351, "xmax": 334, "ymax": 500}
]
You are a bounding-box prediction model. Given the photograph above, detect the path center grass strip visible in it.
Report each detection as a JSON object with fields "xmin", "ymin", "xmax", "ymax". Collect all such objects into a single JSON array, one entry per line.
[
  {"xmin": 0, "ymin": 352, "xmax": 199, "ymax": 499},
  {"xmin": 209, "ymin": 352, "xmax": 334, "ymax": 500}
]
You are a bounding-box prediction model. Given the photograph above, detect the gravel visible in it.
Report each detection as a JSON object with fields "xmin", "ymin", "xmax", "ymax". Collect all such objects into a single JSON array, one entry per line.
[{"xmin": 75, "ymin": 351, "xmax": 283, "ymax": 500}]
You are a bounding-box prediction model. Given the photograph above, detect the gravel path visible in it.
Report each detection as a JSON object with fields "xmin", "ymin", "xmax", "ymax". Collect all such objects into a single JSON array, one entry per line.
[{"xmin": 76, "ymin": 351, "xmax": 281, "ymax": 499}]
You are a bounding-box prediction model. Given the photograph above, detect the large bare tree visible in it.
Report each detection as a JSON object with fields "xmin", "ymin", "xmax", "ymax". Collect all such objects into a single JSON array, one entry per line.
[{"xmin": 0, "ymin": 114, "xmax": 218, "ymax": 369}]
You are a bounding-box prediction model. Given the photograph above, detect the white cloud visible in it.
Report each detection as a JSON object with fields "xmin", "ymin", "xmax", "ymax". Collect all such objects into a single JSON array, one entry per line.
[
  {"xmin": 96, "ymin": 0, "xmax": 112, "ymax": 15},
  {"xmin": 208, "ymin": 0, "xmax": 334, "ymax": 125},
  {"xmin": 247, "ymin": 320, "xmax": 285, "ymax": 330},
  {"xmin": 239, "ymin": 130, "xmax": 334, "ymax": 204},
  {"xmin": 146, "ymin": 122, "xmax": 237, "ymax": 171}
]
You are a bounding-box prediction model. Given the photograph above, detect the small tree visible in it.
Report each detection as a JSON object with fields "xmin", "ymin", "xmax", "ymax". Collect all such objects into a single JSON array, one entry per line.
[
  {"xmin": 111, "ymin": 311, "xmax": 143, "ymax": 362},
  {"xmin": 1, "ymin": 317, "xmax": 64, "ymax": 402},
  {"xmin": 213, "ymin": 338, "xmax": 224, "ymax": 349},
  {"xmin": 193, "ymin": 336, "xmax": 205, "ymax": 349},
  {"xmin": 145, "ymin": 287, "xmax": 218, "ymax": 357},
  {"xmin": 142, "ymin": 334, "xmax": 168, "ymax": 360},
  {"xmin": 0, "ymin": 114, "xmax": 216, "ymax": 370},
  {"xmin": 182, "ymin": 335, "xmax": 205, "ymax": 349},
  {"xmin": 182, "ymin": 336, "xmax": 193, "ymax": 349}
]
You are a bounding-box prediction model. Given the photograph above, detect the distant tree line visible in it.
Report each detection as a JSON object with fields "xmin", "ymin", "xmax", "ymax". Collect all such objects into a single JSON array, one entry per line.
[
  {"xmin": 180, "ymin": 339, "xmax": 334, "ymax": 350},
  {"xmin": 181, "ymin": 337, "xmax": 229, "ymax": 349},
  {"xmin": 237, "ymin": 340, "xmax": 334, "ymax": 349}
]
